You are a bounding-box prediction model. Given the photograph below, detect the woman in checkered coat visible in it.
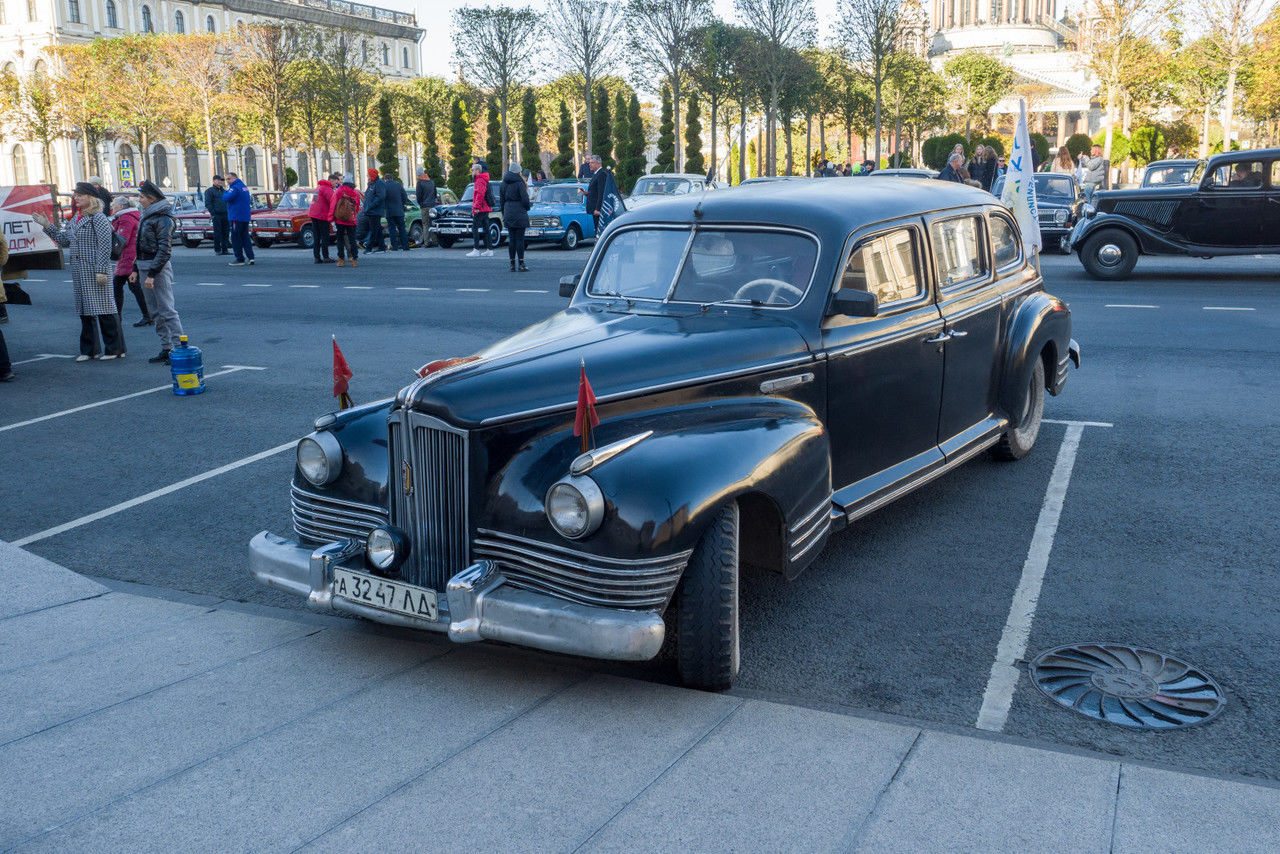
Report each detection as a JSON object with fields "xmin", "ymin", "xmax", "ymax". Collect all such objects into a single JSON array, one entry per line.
[{"xmin": 34, "ymin": 182, "xmax": 125, "ymax": 360}]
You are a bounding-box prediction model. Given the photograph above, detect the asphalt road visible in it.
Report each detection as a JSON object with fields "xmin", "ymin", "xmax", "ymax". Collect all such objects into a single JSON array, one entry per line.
[{"xmin": 2, "ymin": 239, "xmax": 1277, "ymax": 783}]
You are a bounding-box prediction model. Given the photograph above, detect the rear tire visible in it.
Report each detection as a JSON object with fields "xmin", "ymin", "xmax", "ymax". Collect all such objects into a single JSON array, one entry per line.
[
  {"xmin": 676, "ymin": 501, "xmax": 740, "ymax": 691},
  {"xmin": 1079, "ymin": 229, "xmax": 1138, "ymax": 280},
  {"xmin": 993, "ymin": 358, "xmax": 1045, "ymax": 461}
]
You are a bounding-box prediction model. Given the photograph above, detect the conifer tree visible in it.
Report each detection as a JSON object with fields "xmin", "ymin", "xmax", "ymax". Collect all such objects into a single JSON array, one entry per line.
[
  {"xmin": 520, "ymin": 88, "xmax": 541, "ymax": 174},
  {"xmin": 376, "ymin": 95, "xmax": 399, "ymax": 182},
  {"xmin": 625, "ymin": 92, "xmax": 646, "ymax": 188},
  {"xmin": 683, "ymin": 94, "xmax": 704, "ymax": 177},
  {"xmin": 551, "ymin": 100, "xmax": 574, "ymax": 178},
  {"xmin": 655, "ymin": 86, "xmax": 675, "ymax": 173},
  {"xmin": 612, "ymin": 90, "xmax": 630, "ymax": 189},
  {"xmin": 423, "ymin": 109, "xmax": 443, "ymax": 185},
  {"xmin": 593, "ymin": 85, "xmax": 613, "ymax": 169},
  {"xmin": 485, "ymin": 99, "xmax": 502, "ymax": 172},
  {"xmin": 447, "ymin": 97, "xmax": 472, "ymax": 196}
]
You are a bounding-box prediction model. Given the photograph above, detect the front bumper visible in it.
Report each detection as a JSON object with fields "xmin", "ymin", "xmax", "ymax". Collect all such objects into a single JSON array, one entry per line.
[{"xmin": 249, "ymin": 531, "xmax": 665, "ymax": 661}]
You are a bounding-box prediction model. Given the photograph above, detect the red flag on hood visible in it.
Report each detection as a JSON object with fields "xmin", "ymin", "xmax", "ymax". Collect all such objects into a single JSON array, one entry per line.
[
  {"xmin": 573, "ymin": 361, "xmax": 599, "ymax": 453},
  {"xmin": 333, "ymin": 337, "xmax": 354, "ymax": 409}
]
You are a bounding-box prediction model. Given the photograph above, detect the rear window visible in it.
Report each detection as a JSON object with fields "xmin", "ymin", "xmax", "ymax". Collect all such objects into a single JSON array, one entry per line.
[
  {"xmin": 841, "ymin": 229, "xmax": 922, "ymax": 307},
  {"xmin": 1206, "ymin": 161, "xmax": 1264, "ymax": 189}
]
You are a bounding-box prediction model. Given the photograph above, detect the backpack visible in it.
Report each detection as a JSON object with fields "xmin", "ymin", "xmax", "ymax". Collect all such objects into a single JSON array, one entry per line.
[
  {"xmin": 110, "ymin": 229, "xmax": 125, "ymax": 261},
  {"xmin": 334, "ymin": 193, "xmax": 355, "ymax": 222},
  {"xmin": 484, "ymin": 180, "xmax": 497, "ymax": 210}
]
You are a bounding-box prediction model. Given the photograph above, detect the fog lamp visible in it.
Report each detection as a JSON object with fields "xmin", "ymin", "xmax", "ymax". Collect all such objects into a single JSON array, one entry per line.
[
  {"xmin": 366, "ymin": 526, "xmax": 410, "ymax": 574},
  {"xmin": 545, "ymin": 476, "xmax": 605, "ymax": 540}
]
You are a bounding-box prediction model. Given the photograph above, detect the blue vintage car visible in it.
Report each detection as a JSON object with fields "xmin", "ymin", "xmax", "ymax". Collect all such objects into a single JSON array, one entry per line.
[{"xmin": 525, "ymin": 182, "xmax": 598, "ymax": 250}]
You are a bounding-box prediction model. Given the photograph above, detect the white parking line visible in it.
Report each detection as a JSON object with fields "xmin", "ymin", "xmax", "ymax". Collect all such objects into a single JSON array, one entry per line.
[
  {"xmin": 12, "ymin": 441, "xmax": 295, "ymax": 547},
  {"xmin": 976, "ymin": 420, "xmax": 1112, "ymax": 732},
  {"xmin": 290, "ymin": 285, "xmax": 319, "ymax": 288},
  {"xmin": 12, "ymin": 354, "xmax": 74, "ymax": 365},
  {"xmin": 344, "ymin": 286, "xmax": 373, "ymax": 290},
  {"xmin": 515, "ymin": 289, "xmax": 549, "ymax": 294},
  {"xmin": 196, "ymin": 282, "xmax": 225, "ymax": 287},
  {"xmin": 1104, "ymin": 304, "xmax": 1157, "ymax": 309},
  {"xmin": 24, "ymin": 278, "xmax": 46, "ymax": 282},
  {"xmin": 396, "ymin": 287, "xmax": 432, "ymax": 291},
  {"xmin": 244, "ymin": 283, "xmax": 271, "ymax": 288},
  {"xmin": 456, "ymin": 288, "xmax": 489, "ymax": 292},
  {"xmin": 1203, "ymin": 306, "xmax": 1255, "ymax": 311},
  {"xmin": 1044, "ymin": 418, "xmax": 1113, "ymax": 428},
  {"xmin": 0, "ymin": 365, "xmax": 266, "ymax": 433}
]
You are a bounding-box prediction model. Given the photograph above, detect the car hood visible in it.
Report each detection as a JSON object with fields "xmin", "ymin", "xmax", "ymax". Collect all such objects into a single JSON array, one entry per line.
[
  {"xmin": 435, "ymin": 202, "xmax": 473, "ymax": 216},
  {"xmin": 252, "ymin": 207, "xmax": 305, "ymax": 219},
  {"xmin": 399, "ymin": 306, "xmax": 811, "ymax": 427},
  {"xmin": 1096, "ymin": 185, "xmax": 1197, "ymax": 206},
  {"xmin": 528, "ymin": 202, "xmax": 584, "ymax": 216}
]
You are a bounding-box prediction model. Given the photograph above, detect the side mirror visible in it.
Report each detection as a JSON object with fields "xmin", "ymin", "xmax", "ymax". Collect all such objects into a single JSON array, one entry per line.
[
  {"xmin": 830, "ymin": 289, "xmax": 878, "ymax": 318},
  {"xmin": 559, "ymin": 274, "xmax": 580, "ymax": 298}
]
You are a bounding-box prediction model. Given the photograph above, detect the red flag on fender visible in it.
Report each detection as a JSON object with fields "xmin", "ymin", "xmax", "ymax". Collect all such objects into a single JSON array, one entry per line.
[
  {"xmin": 333, "ymin": 336, "xmax": 354, "ymax": 409},
  {"xmin": 573, "ymin": 361, "xmax": 600, "ymax": 453}
]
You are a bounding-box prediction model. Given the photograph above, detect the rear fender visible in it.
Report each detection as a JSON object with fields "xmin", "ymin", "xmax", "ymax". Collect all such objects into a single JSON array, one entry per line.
[{"xmin": 1002, "ymin": 292, "xmax": 1072, "ymax": 412}]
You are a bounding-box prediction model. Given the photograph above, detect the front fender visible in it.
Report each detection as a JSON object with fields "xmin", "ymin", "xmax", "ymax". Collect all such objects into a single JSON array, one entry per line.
[
  {"xmin": 1002, "ymin": 292, "xmax": 1072, "ymax": 415},
  {"xmin": 478, "ymin": 398, "xmax": 830, "ymax": 564},
  {"xmin": 1073, "ymin": 212, "xmax": 1190, "ymax": 255}
]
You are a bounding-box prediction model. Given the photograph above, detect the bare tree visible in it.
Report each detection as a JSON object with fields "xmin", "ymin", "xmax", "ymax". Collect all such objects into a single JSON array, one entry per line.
[
  {"xmin": 1081, "ymin": 0, "xmax": 1175, "ymax": 160},
  {"xmin": 236, "ymin": 24, "xmax": 303, "ymax": 191},
  {"xmin": 1202, "ymin": 0, "xmax": 1267, "ymax": 150},
  {"xmin": 161, "ymin": 33, "xmax": 231, "ymax": 186},
  {"xmin": 843, "ymin": 0, "xmax": 900, "ymax": 166},
  {"xmin": 626, "ymin": 0, "xmax": 711, "ymax": 171},
  {"xmin": 735, "ymin": 0, "xmax": 814, "ymax": 176},
  {"xmin": 316, "ymin": 29, "xmax": 378, "ymax": 173},
  {"xmin": 453, "ymin": 5, "xmax": 540, "ymax": 169},
  {"xmin": 547, "ymin": 0, "xmax": 621, "ymax": 156}
]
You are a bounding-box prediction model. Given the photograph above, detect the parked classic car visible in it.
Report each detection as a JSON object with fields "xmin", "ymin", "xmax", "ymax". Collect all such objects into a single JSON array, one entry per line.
[
  {"xmin": 251, "ymin": 189, "xmax": 429, "ymax": 250},
  {"xmin": 429, "ymin": 183, "xmax": 505, "ymax": 248},
  {"xmin": 624, "ymin": 173, "xmax": 718, "ymax": 210},
  {"xmin": 176, "ymin": 191, "xmax": 279, "ymax": 248},
  {"xmin": 1140, "ymin": 159, "xmax": 1199, "ymax": 187},
  {"xmin": 250, "ymin": 179, "xmax": 1078, "ymax": 690},
  {"xmin": 992, "ymin": 172, "xmax": 1079, "ymax": 252},
  {"xmin": 526, "ymin": 182, "xmax": 597, "ymax": 249},
  {"xmin": 1069, "ymin": 147, "xmax": 1280, "ymax": 279},
  {"xmin": 875, "ymin": 168, "xmax": 939, "ymax": 179}
]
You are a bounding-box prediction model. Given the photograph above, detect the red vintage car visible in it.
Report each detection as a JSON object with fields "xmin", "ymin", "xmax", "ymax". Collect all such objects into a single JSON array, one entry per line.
[
  {"xmin": 249, "ymin": 190, "xmax": 324, "ymax": 249},
  {"xmin": 175, "ymin": 191, "xmax": 279, "ymax": 248}
]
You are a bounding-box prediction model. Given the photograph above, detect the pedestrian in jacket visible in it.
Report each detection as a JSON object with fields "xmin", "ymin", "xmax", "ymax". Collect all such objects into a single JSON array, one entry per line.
[
  {"xmin": 363, "ymin": 168, "xmax": 386, "ymax": 252},
  {"xmin": 937, "ymin": 153, "xmax": 965, "ymax": 183},
  {"xmin": 1079, "ymin": 145, "xmax": 1110, "ymax": 203},
  {"xmin": 467, "ymin": 162, "xmax": 494, "ymax": 257},
  {"xmin": 308, "ymin": 175, "xmax": 337, "ymax": 263},
  {"xmin": 500, "ymin": 162, "xmax": 532, "ymax": 272},
  {"xmin": 330, "ymin": 173, "xmax": 362, "ymax": 268},
  {"xmin": 415, "ymin": 168, "xmax": 438, "ymax": 209},
  {"xmin": 109, "ymin": 196, "xmax": 150, "ymax": 328},
  {"xmin": 223, "ymin": 172, "xmax": 255, "ymax": 265},
  {"xmin": 33, "ymin": 182, "xmax": 124, "ymax": 361},
  {"xmin": 204, "ymin": 175, "xmax": 230, "ymax": 255},
  {"xmin": 384, "ymin": 178, "xmax": 410, "ymax": 251},
  {"xmin": 131, "ymin": 181, "xmax": 185, "ymax": 364}
]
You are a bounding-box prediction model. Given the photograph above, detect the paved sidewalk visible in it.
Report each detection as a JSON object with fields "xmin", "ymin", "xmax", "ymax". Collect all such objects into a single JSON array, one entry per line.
[{"xmin": 2, "ymin": 540, "xmax": 1277, "ymax": 853}]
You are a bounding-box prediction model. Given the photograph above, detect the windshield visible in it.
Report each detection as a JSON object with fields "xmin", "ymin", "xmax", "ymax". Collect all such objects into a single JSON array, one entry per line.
[
  {"xmin": 279, "ymin": 191, "xmax": 314, "ymax": 208},
  {"xmin": 534, "ymin": 185, "xmax": 583, "ymax": 204},
  {"xmin": 170, "ymin": 195, "xmax": 204, "ymax": 212},
  {"xmin": 460, "ymin": 185, "xmax": 475, "ymax": 202},
  {"xmin": 992, "ymin": 173, "xmax": 1074, "ymax": 200},
  {"xmin": 1143, "ymin": 164, "xmax": 1196, "ymax": 186},
  {"xmin": 587, "ymin": 227, "xmax": 817, "ymax": 307},
  {"xmin": 631, "ymin": 177, "xmax": 691, "ymax": 196}
]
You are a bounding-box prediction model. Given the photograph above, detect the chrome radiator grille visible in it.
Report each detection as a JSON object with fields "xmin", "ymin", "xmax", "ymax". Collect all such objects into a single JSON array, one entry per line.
[
  {"xmin": 473, "ymin": 529, "xmax": 691, "ymax": 610},
  {"xmin": 291, "ymin": 484, "xmax": 388, "ymax": 546},
  {"xmin": 529, "ymin": 215, "xmax": 555, "ymax": 229},
  {"xmin": 388, "ymin": 411, "xmax": 470, "ymax": 590}
]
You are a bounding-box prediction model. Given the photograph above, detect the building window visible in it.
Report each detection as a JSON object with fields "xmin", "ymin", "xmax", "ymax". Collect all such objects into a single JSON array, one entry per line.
[
  {"xmin": 141, "ymin": 4, "xmax": 152, "ymax": 31},
  {"xmin": 244, "ymin": 147, "xmax": 258, "ymax": 187},
  {"xmin": 12, "ymin": 145, "xmax": 28, "ymax": 185},
  {"xmin": 184, "ymin": 146, "xmax": 199, "ymax": 187},
  {"xmin": 174, "ymin": 10, "xmax": 183, "ymax": 32},
  {"xmin": 991, "ymin": 0, "xmax": 1004, "ymax": 20},
  {"xmin": 206, "ymin": 15, "xmax": 214, "ymax": 32},
  {"xmin": 381, "ymin": 43, "xmax": 389, "ymax": 65},
  {"xmin": 68, "ymin": 0, "xmax": 80, "ymax": 23},
  {"xmin": 402, "ymin": 46, "xmax": 409, "ymax": 68},
  {"xmin": 361, "ymin": 41, "xmax": 368, "ymax": 63},
  {"xmin": 152, "ymin": 144, "xmax": 169, "ymax": 186},
  {"xmin": 106, "ymin": 0, "xmax": 117, "ymax": 27},
  {"xmin": 0, "ymin": 3, "xmax": 5, "ymax": 25}
]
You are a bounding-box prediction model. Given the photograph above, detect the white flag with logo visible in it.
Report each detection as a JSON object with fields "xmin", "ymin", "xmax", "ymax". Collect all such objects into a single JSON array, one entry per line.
[{"xmin": 1001, "ymin": 100, "xmax": 1041, "ymax": 254}]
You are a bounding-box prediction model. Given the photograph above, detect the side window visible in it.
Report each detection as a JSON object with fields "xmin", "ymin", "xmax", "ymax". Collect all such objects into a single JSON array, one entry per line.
[
  {"xmin": 841, "ymin": 228, "xmax": 922, "ymax": 308},
  {"xmin": 1271, "ymin": 162, "xmax": 1280, "ymax": 188},
  {"xmin": 1208, "ymin": 161, "xmax": 1264, "ymax": 189},
  {"xmin": 930, "ymin": 215, "xmax": 987, "ymax": 289},
  {"xmin": 990, "ymin": 215, "xmax": 1020, "ymax": 269}
]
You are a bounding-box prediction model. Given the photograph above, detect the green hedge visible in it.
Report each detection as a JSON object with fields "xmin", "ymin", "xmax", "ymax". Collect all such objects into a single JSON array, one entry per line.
[{"xmin": 922, "ymin": 133, "xmax": 969, "ymax": 170}]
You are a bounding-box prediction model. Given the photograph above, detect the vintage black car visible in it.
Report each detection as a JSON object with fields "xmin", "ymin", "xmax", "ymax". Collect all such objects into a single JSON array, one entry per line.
[
  {"xmin": 429, "ymin": 183, "xmax": 506, "ymax": 248},
  {"xmin": 1070, "ymin": 148, "xmax": 1280, "ymax": 279},
  {"xmin": 992, "ymin": 172, "xmax": 1079, "ymax": 252},
  {"xmin": 250, "ymin": 179, "xmax": 1079, "ymax": 690},
  {"xmin": 1141, "ymin": 159, "xmax": 1199, "ymax": 187}
]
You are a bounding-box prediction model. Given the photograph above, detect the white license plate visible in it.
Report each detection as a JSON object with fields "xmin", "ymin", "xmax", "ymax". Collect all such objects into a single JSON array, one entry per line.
[
  {"xmin": 440, "ymin": 227, "xmax": 466, "ymax": 234},
  {"xmin": 184, "ymin": 232, "xmax": 200, "ymax": 238},
  {"xmin": 333, "ymin": 568, "xmax": 438, "ymax": 621},
  {"xmin": 527, "ymin": 229, "xmax": 543, "ymax": 236}
]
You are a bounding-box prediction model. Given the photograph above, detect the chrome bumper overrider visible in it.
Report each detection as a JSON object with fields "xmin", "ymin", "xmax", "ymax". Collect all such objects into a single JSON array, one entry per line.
[{"xmin": 249, "ymin": 531, "xmax": 665, "ymax": 661}]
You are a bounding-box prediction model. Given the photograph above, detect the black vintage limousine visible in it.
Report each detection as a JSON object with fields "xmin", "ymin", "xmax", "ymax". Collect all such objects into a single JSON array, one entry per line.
[
  {"xmin": 1070, "ymin": 147, "xmax": 1280, "ymax": 279},
  {"xmin": 250, "ymin": 179, "xmax": 1079, "ymax": 690}
]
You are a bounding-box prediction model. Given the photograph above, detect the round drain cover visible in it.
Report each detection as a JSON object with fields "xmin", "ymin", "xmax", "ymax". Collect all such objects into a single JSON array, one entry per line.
[{"xmin": 1029, "ymin": 643, "xmax": 1224, "ymax": 730}]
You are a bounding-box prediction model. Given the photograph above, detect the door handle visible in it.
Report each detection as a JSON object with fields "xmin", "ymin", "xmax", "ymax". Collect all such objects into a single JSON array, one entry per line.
[
  {"xmin": 948, "ymin": 329, "xmax": 968, "ymax": 338},
  {"xmin": 924, "ymin": 332, "xmax": 951, "ymax": 344}
]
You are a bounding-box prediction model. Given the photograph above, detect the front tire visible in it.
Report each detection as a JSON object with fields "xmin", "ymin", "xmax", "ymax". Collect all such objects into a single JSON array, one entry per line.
[
  {"xmin": 408, "ymin": 221, "xmax": 423, "ymax": 246},
  {"xmin": 676, "ymin": 501, "xmax": 740, "ymax": 691},
  {"xmin": 560, "ymin": 224, "xmax": 581, "ymax": 250},
  {"xmin": 182, "ymin": 237, "xmax": 201, "ymax": 249},
  {"xmin": 437, "ymin": 235, "xmax": 456, "ymax": 248},
  {"xmin": 299, "ymin": 224, "xmax": 316, "ymax": 250},
  {"xmin": 253, "ymin": 236, "xmax": 274, "ymax": 249},
  {"xmin": 486, "ymin": 220, "xmax": 502, "ymax": 248},
  {"xmin": 1079, "ymin": 229, "xmax": 1138, "ymax": 280},
  {"xmin": 993, "ymin": 358, "xmax": 1045, "ymax": 461}
]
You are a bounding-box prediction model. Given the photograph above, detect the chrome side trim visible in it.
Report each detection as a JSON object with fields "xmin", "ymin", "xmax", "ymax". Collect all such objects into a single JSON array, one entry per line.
[
  {"xmin": 938, "ymin": 293, "xmax": 1004, "ymax": 323},
  {"xmin": 844, "ymin": 435, "xmax": 1000, "ymax": 525},
  {"xmin": 570, "ymin": 430, "xmax": 654, "ymax": 475},
  {"xmin": 789, "ymin": 497, "xmax": 832, "ymax": 534},
  {"xmin": 291, "ymin": 484, "xmax": 389, "ymax": 546},
  {"xmin": 760, "ymin": 373, "xmax": 814, "ymax": 394},
  {"xmin": 790, "ymin": 517, "xmax": 832, "ymax": 563},
  {"xmin": 824, "ymin": 317, "xmax": 944, "ymax": 359},
  {"xmin": 475, "ymin": 529, "xmax": 692, "ymax": 568}
]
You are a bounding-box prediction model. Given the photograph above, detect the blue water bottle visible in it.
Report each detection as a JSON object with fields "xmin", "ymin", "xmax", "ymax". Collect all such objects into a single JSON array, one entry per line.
[{"xmin": 170, "ymin": 335, "xmax": 206, "ymax": 395}]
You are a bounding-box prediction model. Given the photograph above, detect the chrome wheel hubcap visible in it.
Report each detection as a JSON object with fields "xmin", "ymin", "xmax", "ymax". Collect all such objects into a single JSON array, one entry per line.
[{"xmin": 1097, "ymin": 243, "xmax": 1123, "ymax": 265}]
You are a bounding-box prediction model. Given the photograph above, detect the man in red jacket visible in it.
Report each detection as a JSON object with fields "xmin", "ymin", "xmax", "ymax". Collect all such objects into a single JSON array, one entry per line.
[
  {"xmin": 308, "ymin": 173, "xmax": 338, "ymax": 264},
  {"xmin": 467, "ymin": 161, "xmax": 493, "ymax": 257}
]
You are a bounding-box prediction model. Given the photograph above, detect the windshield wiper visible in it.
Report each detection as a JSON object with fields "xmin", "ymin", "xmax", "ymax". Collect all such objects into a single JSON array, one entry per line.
[{"xmin": 715, "ymin": 298, "xmax": 766, "ymax": 307}]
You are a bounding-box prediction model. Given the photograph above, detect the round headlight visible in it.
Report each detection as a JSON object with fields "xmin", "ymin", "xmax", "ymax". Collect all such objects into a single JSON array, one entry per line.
[
  {"xmin": 1055, "ymin": 209, "xmax": 1068, "ymax": 224},
  {"xmin": 365, "ymin": 526, "xmax": 409, "ymax": 574},
  {"xmin": 548, "ymin": 216, "xmax": 561, "ymax": 227},
  {"xmin": 545, "ymin": 476, "xmax": 605, "ymax": 540},
  {"xmin": 296, "ymin": 431, "xmax": 342, "ymax": 486}
]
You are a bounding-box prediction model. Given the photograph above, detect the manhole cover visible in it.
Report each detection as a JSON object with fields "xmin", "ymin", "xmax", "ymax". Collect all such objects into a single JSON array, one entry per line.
[{"xmin": 1029, "ymin": 643, "xmax": 1224, "ymax": 730}]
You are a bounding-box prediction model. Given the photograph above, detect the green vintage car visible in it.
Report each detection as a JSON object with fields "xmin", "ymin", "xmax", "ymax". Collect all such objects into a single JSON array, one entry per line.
[{"xmin": 251, "ymin": 189, "xmax": 439, "ymax": 249}]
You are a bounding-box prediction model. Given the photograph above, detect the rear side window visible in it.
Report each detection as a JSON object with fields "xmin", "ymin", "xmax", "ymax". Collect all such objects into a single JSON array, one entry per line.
[
  {"xmin": 1272, "ymin": 162, "xmax": 1280, "ymax": 187},
  {"xmin": 841, "ymin": 228, "xmax": 922, "ymax": 307},
  {"xmin": 1207, "ymin": 161, "xmax": 1264, "ymax": 189},
  {"xmin": 931, "ymin": 216, "xmax": 988, "ymax": 289},
  {"xmin": 990, "ymin": 215, "xmax": 1020, "ymax": 269}
]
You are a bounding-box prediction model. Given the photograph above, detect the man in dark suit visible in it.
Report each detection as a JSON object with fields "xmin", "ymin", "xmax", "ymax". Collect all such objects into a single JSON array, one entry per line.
[
  {"xmin": 384, "ymin": 177, "xmax": 411, "ymax": 251},
  {"xmin": 415, "ymin": 168, "xmax": 438, "ymax": 209},
  {"xmin": 204, "ymin": 175, "xmax": 230, "ymax": 255},
  {"xmin": 937, "ymin": 153, "xmax": 965, "ymax": 183},
  {"xmin": 583, "ymin": 155, "xmax": 605, "ymax": 232}
]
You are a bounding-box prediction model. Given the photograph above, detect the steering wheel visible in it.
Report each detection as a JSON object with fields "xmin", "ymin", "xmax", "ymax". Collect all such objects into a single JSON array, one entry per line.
[{"xmin": 733, "ymin": 278, "xmax": 804, "ymax": 305}]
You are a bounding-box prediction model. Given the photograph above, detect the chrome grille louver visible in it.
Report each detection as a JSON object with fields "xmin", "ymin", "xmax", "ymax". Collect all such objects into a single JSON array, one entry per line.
[
  {"xmin": 529, "ymin": 215, "xmax": 554, "ymax": 228},
  {"xmin": 473, "ymin": 529, "xmax": 691, "ymax": 610},
  {"xmin": 388, "ymin": 410, "xmax": 469, "ymax": 590},
  {"xmin": 291, "ymin": 484, "xmax": 389, "ymax": 546}
]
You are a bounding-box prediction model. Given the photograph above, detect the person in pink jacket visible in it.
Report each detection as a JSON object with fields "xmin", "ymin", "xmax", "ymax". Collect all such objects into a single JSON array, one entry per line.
[
  {"xmin": 308, "ymin": 174, "xmax": 337, "ymax": 264},
  {"xmin": 110, "ymin": 196, "xmax": 149, "ymax": 327},
  {"xmin": 328, "ymin": 173, "xmax": 363, "ymax": 268}
]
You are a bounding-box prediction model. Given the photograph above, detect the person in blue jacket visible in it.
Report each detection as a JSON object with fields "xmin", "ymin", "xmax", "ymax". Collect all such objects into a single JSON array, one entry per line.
[{"xmin": 223, "ymin": 171, "xmax": 255, "ymax": 266}]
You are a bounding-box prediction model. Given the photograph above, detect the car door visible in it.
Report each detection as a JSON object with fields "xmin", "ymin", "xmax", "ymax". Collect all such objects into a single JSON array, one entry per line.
[
  {"xmin": 1185, "ymin": 160, "xmax": 1267, "ymax": 247},
  {"xmin": 929, "ymin": 212, "xmax": 1005, "ymax": 455},
  {"xmin": 822, "ymin": 224, "xmax": 946, "ymax": 499},
  {"xmin": 1269, "ymin": 162, "xmax": 1280, "ymax": 248}
]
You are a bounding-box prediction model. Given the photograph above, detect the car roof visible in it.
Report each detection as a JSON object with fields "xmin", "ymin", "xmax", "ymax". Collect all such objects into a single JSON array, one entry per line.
[
  {"xmin": 636, "ymin": 173, "xmax": 707, "ymax": 181},
  {"xmin": 1146, "ymin": 159, "xmax": 1199, "ymax": 168},
  {"xmin": 1207, "ymin": 148, "xmax": 1280, "ymax": 166}
]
